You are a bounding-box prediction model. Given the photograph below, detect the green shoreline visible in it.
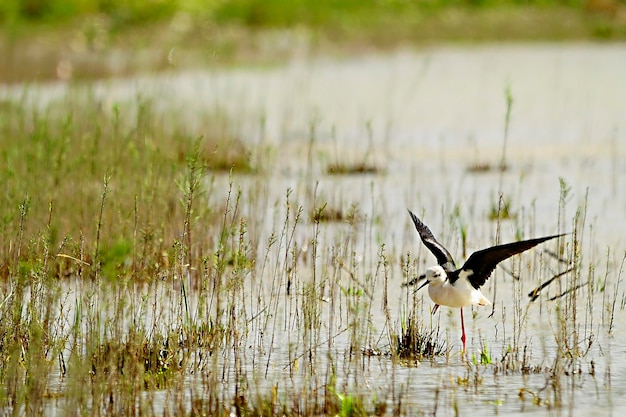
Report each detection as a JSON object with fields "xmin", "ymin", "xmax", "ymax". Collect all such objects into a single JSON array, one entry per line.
[{"xmin": 1, "ymin": 4, "xmax": 625, "ymax": 83}]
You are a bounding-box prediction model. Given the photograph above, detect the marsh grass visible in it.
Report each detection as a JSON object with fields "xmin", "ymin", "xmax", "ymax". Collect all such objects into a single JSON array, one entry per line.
[
  {"xmin": 466, "ymin": 86, "xmax": 513, "ymax": 174},
  {"xmin": 484, "ymin": 182, "xmax": 603, "ymax": 412},
  {"xmin": 465, "ymin": 162, "xmax": 496, "ymax": 174},
  {"xmin": 325, "ymin": 123, "xmax": 382, "ymax": 176},
  {"xmin": 0, "ymin": 85, "xmax": 620, "ymax": 416},
  {"xmin": 310, "ymin": 202, "xmax": 362, "ymax": 223},
  {"xmin": 326, "ymin": 162, "xmax": 380, "ymax": 175},
  {"xmin": 488, "ymin": 195, "xmax": 516, "ymax": 221},
  {"xmin": 395, "ymin": 251, "xmax": 449, "ymax": 360},
  {"xmin": 311, "ymin": 202, "xmax": 345, "ymax": 223},
  {"xmin": 395, "ymin": 317, "xmax": 448, "ymax": 359},
  {"xmin": 0, "ymin": 93, "xmax": 253, "ymax": 279},
  {"xmin": 0, "ymin": 91, "xmax": 263, "ymax": 414}
]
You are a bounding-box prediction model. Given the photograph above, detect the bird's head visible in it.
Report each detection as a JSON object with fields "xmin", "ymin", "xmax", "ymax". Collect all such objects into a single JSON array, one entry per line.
[{"xmin": 416, "ymin": 265, "xmax": 446, "ymax": 290}]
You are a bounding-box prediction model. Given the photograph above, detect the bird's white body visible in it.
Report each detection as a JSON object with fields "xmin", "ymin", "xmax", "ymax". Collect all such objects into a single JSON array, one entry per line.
[{"xmin": 424, "ymin": 266, "xmax": 491, "ymax": 308}]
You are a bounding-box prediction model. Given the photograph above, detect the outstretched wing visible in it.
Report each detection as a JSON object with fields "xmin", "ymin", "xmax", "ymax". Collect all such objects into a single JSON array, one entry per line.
[
  {"xmin": 408, "ymin": 210, "xmax": 456, "ymax": 273},
  {"xmin": 460, "ymin": 234, "xmax": 565, "ymax": 289}
]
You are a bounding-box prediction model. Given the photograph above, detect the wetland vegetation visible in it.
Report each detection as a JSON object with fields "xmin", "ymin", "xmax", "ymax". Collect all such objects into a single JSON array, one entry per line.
[
  {"xmin": 0, "ymin": 81, "xmax": 624, "ymax": 415},
  {"xmin": 1, "ymin": 1, "xmax": 626, "ymax": 416}
]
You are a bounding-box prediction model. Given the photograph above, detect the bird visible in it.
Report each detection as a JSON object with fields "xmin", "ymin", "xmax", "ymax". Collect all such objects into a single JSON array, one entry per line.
[{"xmin": 405, "ymin": 210, "xmax": 564, "ymax": 351}]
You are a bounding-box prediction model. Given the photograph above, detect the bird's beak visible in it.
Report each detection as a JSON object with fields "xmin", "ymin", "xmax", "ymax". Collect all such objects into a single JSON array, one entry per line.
[{"xmin": 416, "ymin": 275, "xmax": 429, "ymax": 291}]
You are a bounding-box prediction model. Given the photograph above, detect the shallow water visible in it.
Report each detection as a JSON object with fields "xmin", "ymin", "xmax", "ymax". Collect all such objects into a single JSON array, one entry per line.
[{"xmin": 4, "ymin": 43, "xmax": 626, "ymax": 416}]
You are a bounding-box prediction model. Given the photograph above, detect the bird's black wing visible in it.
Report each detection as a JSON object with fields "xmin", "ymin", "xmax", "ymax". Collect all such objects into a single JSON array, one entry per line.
[
  {"xmin": 408, "ymin": 210, "xmax": 456, "ymax": 273},
  {"xmin": 459, "ymin": 234, "xmax": 565, "ymax": 289}
]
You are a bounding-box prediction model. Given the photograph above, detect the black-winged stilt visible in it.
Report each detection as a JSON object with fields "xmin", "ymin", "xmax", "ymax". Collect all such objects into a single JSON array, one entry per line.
[{"xmin": 405, "ymin": 210, "xmax": 564, "ymax": 351}]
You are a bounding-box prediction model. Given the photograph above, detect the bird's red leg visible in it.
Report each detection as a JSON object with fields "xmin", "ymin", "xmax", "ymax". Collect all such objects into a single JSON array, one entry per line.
[
  {"xmin": 460, "ymin": 308, "xmax": 466, "ymax": 351},
  {"xmin": 432, "ymin": 304, "xmax": 440, "ymax": 315}
]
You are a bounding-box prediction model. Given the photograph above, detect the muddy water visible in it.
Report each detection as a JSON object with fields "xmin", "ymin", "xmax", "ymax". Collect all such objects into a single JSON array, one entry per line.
[{"xmin": 4, "ymin": 43, "xmax": 626, "ymax": 415}]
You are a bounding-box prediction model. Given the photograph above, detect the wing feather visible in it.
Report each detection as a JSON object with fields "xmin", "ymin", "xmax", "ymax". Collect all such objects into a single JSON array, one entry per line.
[
  {"xmin": 460, "ymin": 234, "xmax": 565, "ymax": 289},
  {"xmin": 408, "ymin": 210, "xmax": 456, "ymax": 273}
]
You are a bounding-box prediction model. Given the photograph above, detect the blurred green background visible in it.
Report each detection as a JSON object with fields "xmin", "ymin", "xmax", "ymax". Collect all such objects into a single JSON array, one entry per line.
[
  {"xmin": 1, "ymin": 0, "xmax": 625, "ymax": 82},
  {"xmin": 0, "ymin": 0, "xmax": 622, "ymax": 27}
]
